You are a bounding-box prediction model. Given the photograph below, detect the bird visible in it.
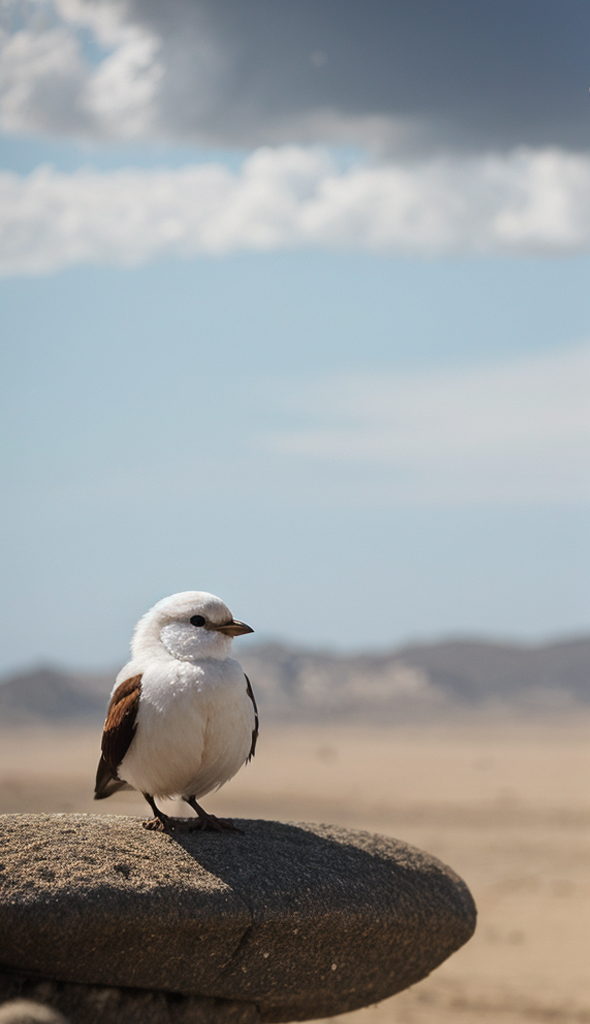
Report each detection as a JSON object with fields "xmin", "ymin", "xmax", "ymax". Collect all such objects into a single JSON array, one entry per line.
[{"xmin": 94, "ymin": 591, "xmax": 258, "ymax": 833}]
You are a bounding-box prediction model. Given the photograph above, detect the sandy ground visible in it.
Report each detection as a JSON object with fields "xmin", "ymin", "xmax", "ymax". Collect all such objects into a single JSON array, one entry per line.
[{"xmin": 0, "ymin": 716, "xmax": 588, "ymax": 1024}]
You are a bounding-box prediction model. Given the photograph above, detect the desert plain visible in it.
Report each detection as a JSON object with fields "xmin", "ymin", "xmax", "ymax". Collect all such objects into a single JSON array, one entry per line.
[{"xmin": 0, "ymin": 714, "xmax": 588, "ymax": 1024}]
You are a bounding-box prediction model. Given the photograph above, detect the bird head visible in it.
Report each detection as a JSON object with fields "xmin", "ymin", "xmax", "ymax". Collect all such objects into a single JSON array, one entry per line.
[{"xmin": 131, "ymin": 591, "xmax": 254, "ymax": 663}]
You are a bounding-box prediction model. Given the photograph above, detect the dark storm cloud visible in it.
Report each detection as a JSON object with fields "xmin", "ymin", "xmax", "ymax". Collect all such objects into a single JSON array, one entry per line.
[
  {"xmin": 1, "ymin": 0, "xmax": 588, "ymax": 151},
  {"xmin": 178, "ymin": 0, "xmax": 590, "ymax": 150}
]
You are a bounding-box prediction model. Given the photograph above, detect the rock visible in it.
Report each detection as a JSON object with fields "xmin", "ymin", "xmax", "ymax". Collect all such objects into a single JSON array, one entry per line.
[
  {"xmin": 0, "ymin": 814, "xmax": 476, "ymax": 1023},
  {"xmin": 0, "ymin": 1001, "xmax": 67, "ymax": 1024}
]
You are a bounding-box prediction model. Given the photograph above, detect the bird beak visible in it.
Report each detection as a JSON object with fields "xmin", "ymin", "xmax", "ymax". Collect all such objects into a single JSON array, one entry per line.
[{"xmin": 210, "ymin": 619, "xmax": 254, "ymax": 637}]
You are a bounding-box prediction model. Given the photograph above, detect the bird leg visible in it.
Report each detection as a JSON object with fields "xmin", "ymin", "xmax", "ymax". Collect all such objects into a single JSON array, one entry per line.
[
  {"xmin": 142, "ymin": 793, "xmax": 177, "ymax": 832},
  {"xmin": 185, "ymin": 795, "xmax": 241, "ymax": 832},
  {"xmin": 142, "ymin": 793, "xmax": 231, "ymax": 834}
]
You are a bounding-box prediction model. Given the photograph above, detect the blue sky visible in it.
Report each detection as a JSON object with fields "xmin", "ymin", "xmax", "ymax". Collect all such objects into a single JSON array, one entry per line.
[{"xmin": 1, "ymin": 1, "xmax": 589, "ymax": 671}]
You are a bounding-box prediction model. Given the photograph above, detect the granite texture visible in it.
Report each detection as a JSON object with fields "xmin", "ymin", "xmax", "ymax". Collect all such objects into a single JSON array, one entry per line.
[{"xmin": 0, "ymin": 814, "xmax": 476, "ymax": 1022}]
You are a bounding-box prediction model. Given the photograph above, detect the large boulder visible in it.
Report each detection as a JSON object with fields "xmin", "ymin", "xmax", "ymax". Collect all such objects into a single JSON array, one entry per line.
[{"xmin": 0, "ymin": 814, "xmax": 476, "ymax": 1022}]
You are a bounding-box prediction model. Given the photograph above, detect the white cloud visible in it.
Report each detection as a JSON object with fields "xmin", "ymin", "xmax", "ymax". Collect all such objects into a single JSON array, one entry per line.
[
  {"xmin": 263, "ymin": 343, "xmax": 590, "ymax": 504},
  {"xmin": 0, "ymin": 0, "xmax": 228, "ymax": 143},
  {"xmin": 0, "ymin": 23, "xmax": 89, "ymax": 136},
  {"xmin": 2, "ymin": 145, "xmax": 590, "ymax": 274}
]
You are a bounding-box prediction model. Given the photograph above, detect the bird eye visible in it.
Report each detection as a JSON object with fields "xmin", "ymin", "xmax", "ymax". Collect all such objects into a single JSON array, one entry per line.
[{"xmin": 190, "ymin": 615, "xmax": 206, "ymax": 627}]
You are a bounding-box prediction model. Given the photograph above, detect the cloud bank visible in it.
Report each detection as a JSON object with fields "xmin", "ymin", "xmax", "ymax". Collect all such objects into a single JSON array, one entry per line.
[
  {"xmin": 3, "ymin": 2, "xmax": 588, "ymax": 272},
  {"xmin": 2, "ymin": 145, "xmax": 590, "ymax": 274},
  {"xmin": 264, "ymin": 343, "xmax": 590, "ymax": 504}
]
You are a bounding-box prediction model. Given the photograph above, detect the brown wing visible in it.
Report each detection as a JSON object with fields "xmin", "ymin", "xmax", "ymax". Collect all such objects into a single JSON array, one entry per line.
[
  {"xmin": 93, "ymin": 674, "xmax": 142, "ymax": 800},
  {"xmin": 245, "ymin": 673, "xmax": 259, "ymax": 762}
]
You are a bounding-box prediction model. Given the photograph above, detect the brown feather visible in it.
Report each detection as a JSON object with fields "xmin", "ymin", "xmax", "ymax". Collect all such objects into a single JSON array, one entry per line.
[
  {"xmin": 244, "ymin": 673, "xmax": 259, "ymax": 761},
  {"xmin": 93, "ymin": 674, "xmax": 142, "ymax": 799}
]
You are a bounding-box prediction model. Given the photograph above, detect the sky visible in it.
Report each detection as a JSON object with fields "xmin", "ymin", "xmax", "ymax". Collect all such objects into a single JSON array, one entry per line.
[{"xmin": 1, "ymin": 0, "xmax": 589, "ymax": 672}]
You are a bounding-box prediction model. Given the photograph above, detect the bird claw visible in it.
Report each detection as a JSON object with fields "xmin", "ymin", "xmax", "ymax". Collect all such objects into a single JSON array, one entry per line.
[
  {"xmin": 142, "ymin": 815, "xmax": 240, "ymax": 834},
  {"xmin": 142, "ymin": 816, "xmax": 172, "ymax": 832},
  {"xmin": 191, "ymin": 814, "xmax": 242, "ymax": 833},
  {"xmin": 142, "ymin": 815, "xmax": 189, "ymax": 834}
]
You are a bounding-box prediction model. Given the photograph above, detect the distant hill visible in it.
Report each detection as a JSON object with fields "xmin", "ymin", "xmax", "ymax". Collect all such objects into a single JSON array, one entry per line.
[
  {"xmin": 1, "ymin": 636, "xmax": 589, "ymax": 725},
  {"xmin": 0, "ymin": 667, "xmax": 112, "ymax": 724},
  {"xmin": 239, "ymin": 637, "xmax": 590, "ymax": 719}
]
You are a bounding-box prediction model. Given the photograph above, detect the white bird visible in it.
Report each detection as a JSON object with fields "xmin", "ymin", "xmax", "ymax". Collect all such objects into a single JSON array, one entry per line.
[{"xmin": 94, "ymin": 591, "xmax": 258, "ymax": 833}]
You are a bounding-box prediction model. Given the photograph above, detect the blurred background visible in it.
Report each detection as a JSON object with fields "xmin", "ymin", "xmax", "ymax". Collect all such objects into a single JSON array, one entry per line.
[{"xmin": 0, "ymin": 2, "xmax": 589, "ymax": 1022}]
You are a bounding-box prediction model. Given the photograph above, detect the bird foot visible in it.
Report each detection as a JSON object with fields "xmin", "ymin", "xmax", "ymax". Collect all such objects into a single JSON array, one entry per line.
[
  {"xmin": 191, "ymin": 813, "xmax": 242, "ymax": 833},
  {"xmin": 142, "ymin": 814, "xmax": 237, "ymax": 834},
  {"xmin": 142, "ymin": 815, "xmax": 195, "ymax": 833},
  {"xmin": 142, "ymin": 815, "xmax": 173, "ymax": 832},
  {"xmin": 142, "ymin": 809, "xmax": 241, "ymax": 834}
]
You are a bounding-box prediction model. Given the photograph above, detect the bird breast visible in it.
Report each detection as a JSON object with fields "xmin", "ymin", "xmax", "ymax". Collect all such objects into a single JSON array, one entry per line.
[{"xmin": 118, "ymin": 657, "xmax": 254, "ymax": 799}]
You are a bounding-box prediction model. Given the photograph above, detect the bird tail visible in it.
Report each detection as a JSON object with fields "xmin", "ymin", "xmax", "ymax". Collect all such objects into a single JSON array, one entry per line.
[{"xmin": 94, "ymin": 753, "xmax": 133, "ymax": 800}]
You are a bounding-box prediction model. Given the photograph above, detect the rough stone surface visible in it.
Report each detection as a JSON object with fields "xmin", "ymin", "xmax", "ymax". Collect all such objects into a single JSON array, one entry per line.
[{"xmin": 0, "ymin": 814, "xmax": 476, "ymax": 1022}]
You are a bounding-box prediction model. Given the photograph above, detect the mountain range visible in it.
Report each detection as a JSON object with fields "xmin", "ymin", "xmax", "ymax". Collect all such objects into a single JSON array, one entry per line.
[{"xmin": 1, "ymin": 636, "xmax": 588, "ymax": 725}]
